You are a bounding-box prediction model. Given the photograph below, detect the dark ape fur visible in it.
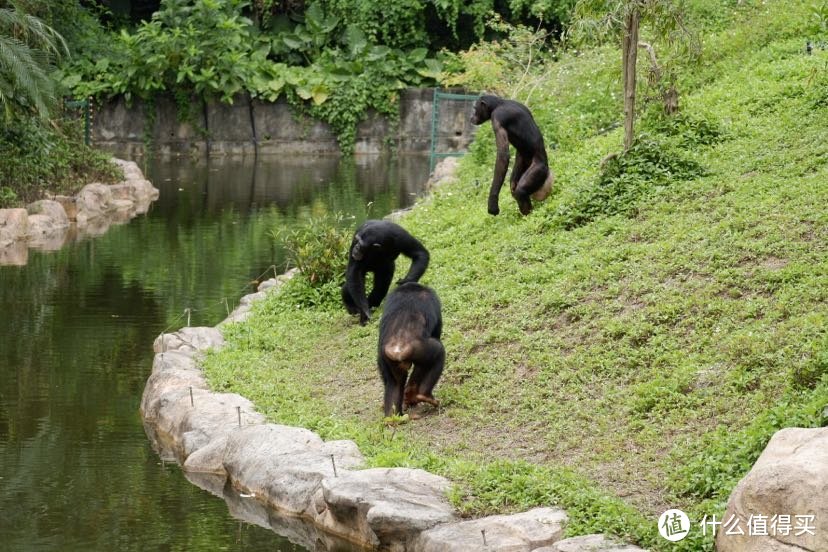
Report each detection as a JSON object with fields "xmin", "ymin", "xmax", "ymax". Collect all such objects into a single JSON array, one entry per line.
[
  {"xmin": 470, "ymin": 94, "xmax": 554, "ymax": 216},
  {"xmin": 377, "ymin": 283, "xmax": 444, "ymax": 417},
  {"xmin": 342, "ymin": 220, "xmax": 429, "ymax": 325}
]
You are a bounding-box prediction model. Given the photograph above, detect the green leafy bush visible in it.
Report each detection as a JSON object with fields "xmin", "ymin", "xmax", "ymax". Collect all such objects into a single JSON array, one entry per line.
[
  {"xmin": 0, "ymin": 185, "xmax": 17, "ymax": 208},
  {"xmin": 645, "ymin": 110, "xmax": 724, "ymax": 147},
  {"xmin": 553, "ymin": 137, "xmax": 705, "ymax": 229},
  {"xmin": 272, "ymin": 212, "xmax": 352, "ymax": 287},
  {"xmin": 59, "ymin": 0, "xmax": 445, "ymax": 153},
  {"xmin": 0, "ymin": 116, "xmax": 122, "ymax": 205}
]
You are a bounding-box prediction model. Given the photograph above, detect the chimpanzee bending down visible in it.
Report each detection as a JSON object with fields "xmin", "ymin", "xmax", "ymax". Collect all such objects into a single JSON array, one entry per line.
[
  {"xmin": 342, "ymin": 220, "xmax": 429, "ymax": 325},
  {"xmin": 470, "ymin": 94, "xmax": 554, "ymax": 216},
  {"xmin": 378, "ymin": 282, "xmax": 444, "ymax": 417}
]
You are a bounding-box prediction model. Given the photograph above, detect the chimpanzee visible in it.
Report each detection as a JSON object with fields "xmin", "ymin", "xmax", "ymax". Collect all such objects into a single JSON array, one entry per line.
[
  {"xmin": 470, "ymin": 94, "xmax": 554, "ymax": 216},
  {"xmin": 377, "ymin": 282, "xmax": 444, "ymax": 417},
  {"xmin": 341, "ymin": 220, "xmax": 429, "ymax": 325}
]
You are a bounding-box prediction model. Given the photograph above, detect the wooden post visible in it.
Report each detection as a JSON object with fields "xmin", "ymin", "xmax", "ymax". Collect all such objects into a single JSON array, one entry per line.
[{"xmin": 622, "ymin": 8, "xmax": 640, "ymax": 151}]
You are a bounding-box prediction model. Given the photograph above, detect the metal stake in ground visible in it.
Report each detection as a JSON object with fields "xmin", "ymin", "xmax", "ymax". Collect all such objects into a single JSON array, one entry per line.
[
  {"xmin": 236, "ymin": 405, "xmax": 242, "ymax": 427},
  {"xmin": 481, "ymin": 529, "xmax": 487, "ymax": 546},
  {"xmin": 330, "ymin": 454, "xmax": 338, "ymax": 477},
  {"xmin": 189, "ymin": 386, "xmax": 194, "ymax": 407}
]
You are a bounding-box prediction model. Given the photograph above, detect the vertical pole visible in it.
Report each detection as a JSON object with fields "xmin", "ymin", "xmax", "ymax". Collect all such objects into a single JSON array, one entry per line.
[
  {"xmin": 622, "ymin": 8, "xmax": 640, "ymax": 151},
  {"xmin": 429, "ymin": 88, "xmax": 439, "ymax": 173},
  {"xmin": 84, "ymin": 99, "xmax": 90, "ymax": 146}
]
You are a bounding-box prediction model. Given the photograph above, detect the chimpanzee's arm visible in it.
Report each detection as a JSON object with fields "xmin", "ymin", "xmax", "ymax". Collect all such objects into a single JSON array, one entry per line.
[
  {"xmin": 345, "ymin": 259, "xmax": 371, "ymax": 323},
  {"xmin": 488, "ymin": 120, "xmax": 511, "ymax": 216},
  {"xmin": 394, "ymin": 229, "xmax": 430, "ymax": 284}
]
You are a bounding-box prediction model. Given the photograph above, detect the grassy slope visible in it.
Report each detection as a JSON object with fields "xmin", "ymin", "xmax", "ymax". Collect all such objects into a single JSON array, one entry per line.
[{"xmin": 203, "ymin": 2, "xmax": 828, "ymax": 550}]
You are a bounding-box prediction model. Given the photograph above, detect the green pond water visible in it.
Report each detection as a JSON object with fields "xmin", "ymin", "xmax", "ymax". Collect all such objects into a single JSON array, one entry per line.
[{"xmin": 0, "ymin": 154, "xmax": 429, "ymax": 551}]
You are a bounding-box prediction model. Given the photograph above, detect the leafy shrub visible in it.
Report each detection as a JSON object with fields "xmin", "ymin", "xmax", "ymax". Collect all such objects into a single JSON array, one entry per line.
[
  {"xmin": 59, "ymin": 0, "xmax": 444, "ymax": 153},
  {"xmin": 645, "ymin": 110, "xmax": 724, "ymax": 146},
  {"xmin": 0, "ymin": 186, "xmax": 17, "ymax": 208},
  {"xmin": 0, "ymin": 116, "xmax": 122, "ymax": 206},
  {"xmin": 790, "ymin": 340, "xmax": 828, "ymax": 390},
  {"xmin": 553, "ymin": 137, "xmax": 706, "ymax": 229},
  {"xmin": 272, "ymin": 212, "xmax": 352, "ymax": 287},
  {"xmin": 442, "ymin": 15, "xmax": 553, "ymax": 97}
]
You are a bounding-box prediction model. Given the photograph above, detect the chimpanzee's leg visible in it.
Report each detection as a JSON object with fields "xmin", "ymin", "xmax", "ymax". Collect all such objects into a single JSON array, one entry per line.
[
  {"xmin": 341, "ymin": 284, "xmax": 360, "ymax": 315},
  {"xmin": 407, "ymin": 338, "xmax": 445, "ymax": 407},
  {"xmin": 368, "ymin": 262, "xmax": 395, "ymax": 308},
  {"xmin": 511, "ymin": 152, "xmax": 529, "ymax": 194},
  {"xmin": 513, "ymin": 159, "xmax": 549, "ymax": 215},
  {"xmin": 379, "ymin": 356, "xmax": 407, "ymax": 416}
]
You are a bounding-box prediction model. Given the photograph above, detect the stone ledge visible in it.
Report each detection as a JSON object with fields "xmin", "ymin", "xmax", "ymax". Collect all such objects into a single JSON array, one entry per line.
[{"xmin": 0, "ymin": 158, "xmax": 160, "ymax": 265}]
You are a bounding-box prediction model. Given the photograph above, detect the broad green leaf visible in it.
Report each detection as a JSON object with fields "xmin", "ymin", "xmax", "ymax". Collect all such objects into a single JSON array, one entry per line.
[
  {"xmin": 282, "ymin": 35, "xmax": 304, "ymax": 50},
  {"xmin": 345, "ymin": 25, "xmax": 367, "ymax": 57},
  {"xmin": 367, "ymin": 45, "xmax": 391, "ymax": 61},
  {"xmin": 311, "ymin": 84, "xmax": 330, "ymax": 105},
  {"xmin": 409, "ymin": 47, "xmax": 428, "ymax": 62},
  {"xmin": 416, "ymin": 58, "xmax": 443, "ymax": 80},
  {"xmin": 61, "ymin": 74, "xmax": 82, "ymax": 89},
  {"xmin": 296, "ymin": 86, "xmax": 313, "ymax": 100}
]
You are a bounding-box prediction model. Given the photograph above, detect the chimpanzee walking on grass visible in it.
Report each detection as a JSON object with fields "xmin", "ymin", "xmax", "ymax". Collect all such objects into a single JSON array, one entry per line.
[
  {"xmin": 377, "ymin": 282, "xmax": 444, "ymax": 418},
  {"xmin": 470, "ymin": 94, "xmax": 554, "ymax": 216},
  {"xmin": 341, "ymin": 220, "xmax": 429, "ymax": 325}
]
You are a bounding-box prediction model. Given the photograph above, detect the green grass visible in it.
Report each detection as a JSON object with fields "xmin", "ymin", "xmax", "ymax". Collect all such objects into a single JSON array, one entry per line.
[{"xmin": 202, "ymin": 2, "xmax": 828, "ymax": 550}]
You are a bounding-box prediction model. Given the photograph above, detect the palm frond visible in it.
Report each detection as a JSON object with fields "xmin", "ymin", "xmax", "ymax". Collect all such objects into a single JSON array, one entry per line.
[{"xmin": 0, "ymin": 6, "xmax": 63, "ymax": 119}]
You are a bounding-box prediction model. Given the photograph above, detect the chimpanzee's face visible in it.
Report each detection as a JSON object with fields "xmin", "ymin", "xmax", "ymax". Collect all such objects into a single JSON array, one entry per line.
[
  {"xmin": 351, "ymin": 233, "xmax": 383, "ymax": 261},
  {"xmin": 470, "ymin": 98, "xmax": 491, "ymax": 125}
]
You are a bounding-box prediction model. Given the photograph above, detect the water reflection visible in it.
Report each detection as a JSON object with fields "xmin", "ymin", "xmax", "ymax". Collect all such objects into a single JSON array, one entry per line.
[{"xmin": 0, "ymin": 154, "xmax": 429, "ymax": 551}]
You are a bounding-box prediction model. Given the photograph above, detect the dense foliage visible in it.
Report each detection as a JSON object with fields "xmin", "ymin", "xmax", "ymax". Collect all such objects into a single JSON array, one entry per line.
[
  {"xmin": 58, "ymin": 0, "xmax": 454, "ymax": 151},
  {"xmin": 0, "ymin": 2, "xmax": 119, "ymax": 208},
  {"xmin": 0, "ymin": 116, "xmax": 122, "ymax": 207},
  {"xmin": 53, "ymin": 0, "xmax": 581, "ymax": 152},
  {"xmin": 0, "ymin": 3, "xmax": 67, "ymax": 119},
  {"xmin": 271, "ymin": 210, "xmax": 351, "ymax": 300}
]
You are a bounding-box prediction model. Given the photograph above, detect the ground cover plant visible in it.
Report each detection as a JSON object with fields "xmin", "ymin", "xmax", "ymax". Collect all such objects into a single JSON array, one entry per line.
[{"xmin": 202, "ymin": 2, "xmax": 828, "ymax": 550}]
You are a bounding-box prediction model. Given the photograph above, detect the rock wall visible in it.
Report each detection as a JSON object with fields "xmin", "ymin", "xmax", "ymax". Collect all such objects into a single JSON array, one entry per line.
[
  {"xmin": 717, "ymin": 427, "xmax": 828, "ymax": 552},
  {"xmin": 91, "ymin": 89, "xmax": 479, "ymax": 157},
  {"xmin": 0, "ymin": 159, "xmax": 159, "ymax": 265}
]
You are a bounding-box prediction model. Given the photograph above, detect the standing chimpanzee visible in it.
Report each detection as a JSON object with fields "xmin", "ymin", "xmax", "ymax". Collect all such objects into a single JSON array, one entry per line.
[
  {"xmin": 342, "ymin": 220, "xmax": 429, "ymax": 325},
  {"xmin": 470, "ymin": 94, "xmax": 554, "ymax": 216},
  {"xmin": 377, "ymin": 282, "xmax": 444, "ymax": 418}
]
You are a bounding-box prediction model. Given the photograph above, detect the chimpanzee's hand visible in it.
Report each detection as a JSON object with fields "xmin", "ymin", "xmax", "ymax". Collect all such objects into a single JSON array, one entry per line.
[
  {"xmin": 359, "ymin": 310, "xmax": 371, "ymax": 326},
  {"xmin": 487, "ymin": 197, "xmax": 500, "ymax": 216}
]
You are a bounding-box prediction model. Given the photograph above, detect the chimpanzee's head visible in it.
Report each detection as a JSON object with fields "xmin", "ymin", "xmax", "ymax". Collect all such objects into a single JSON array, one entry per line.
[
  {"xmin": 470, "ymin": 96, "xmax": 494, "ymax": 125},
  {"xmin": 350, "ymin": 231, "xmax": 383, "ymax": 261}
]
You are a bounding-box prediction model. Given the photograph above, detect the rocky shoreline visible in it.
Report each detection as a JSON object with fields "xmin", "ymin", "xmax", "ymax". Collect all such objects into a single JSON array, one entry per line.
[
  {"xmin": 139, "ymin": 157, "xmax": 648, "ymax": 551},
  {"xmin": 0, "ymin": 158, "xmax": 159, "ymax": 265},
  {"xmin": 140, "ymin": 272, "xmax": 646, "ymax": 552}
]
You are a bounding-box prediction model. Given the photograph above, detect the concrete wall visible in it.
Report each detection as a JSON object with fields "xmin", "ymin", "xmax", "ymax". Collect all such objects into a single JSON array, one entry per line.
[{"xmin": 91, "ymin": 88, "xmax": 479, "ymax": 157}]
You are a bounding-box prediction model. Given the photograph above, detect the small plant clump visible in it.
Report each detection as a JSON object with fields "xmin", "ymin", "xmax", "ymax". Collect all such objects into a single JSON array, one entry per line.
[{"xmin": 270, "ymin": 211, "xmax": 352, "ymax": 308}]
